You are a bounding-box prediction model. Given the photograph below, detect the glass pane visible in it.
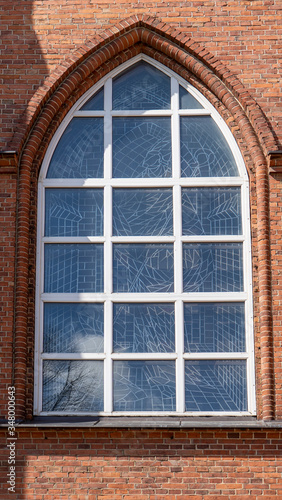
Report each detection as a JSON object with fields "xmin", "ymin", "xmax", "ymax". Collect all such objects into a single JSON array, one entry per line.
[
  {"xmin": 43, "ymin": 360, "xmax": 104, "ymax": 412},
  {"xmin": 184, "ymin": 303, "xmax": 245, "ymax": 352},
  {"xmin": 112, "ymin": 62, "xmax": 171, "ymax": 110},
  {"xmin": 179, "ymin": 85, "xmax": 203, "ymax": 109},
  {"xmin": 47, "ymin": 118, "xmax": 103, "ymax": 178},
  {"xmin": 113, "ymin": 303, "xmax": 175, "ymax": 353},
  {"xmin": 43, "ymin": 303, "xmax": 104, "ymax": 353},
  {"xmin": 113, "ymin": 188, "xmax": 173, "ymax": 236},
  {"xmin": 183, "ymin": 243, "xmax": 243, "ymax": 292},
  {"xmin": 113, "ymin": 244, "xmax": 174, "ymax": 293},
  {"xmin": 113, "ymin": 361, "xmax": 176, "ymax": 411},
  {"xmin": 112, "ymin": 118, "xmax": 172, "ymax": 178},
  {"xmin": 185, "ymin": 360, "xmax": 247, "ymax": 411},
  {"xmin": 81, "ymin": 88, "xmax": 104, "ymax": 110},
  {"xmin": 180, "ymin": 116, "xmax": 239, "ymax": 177},
  {"xmin": 44, "ymin": 244, "xmax": 103, "ymax": 293},
  {"xmin": 45, "ymin": 189, "xmax": 103, "ymax": 237},
  {"xmin": 182, "ymin": 187, "xmax": 242, "ymax": 235}
]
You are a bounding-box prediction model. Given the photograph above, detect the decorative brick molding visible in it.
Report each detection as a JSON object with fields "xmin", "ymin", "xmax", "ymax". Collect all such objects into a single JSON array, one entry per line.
[{"xmin": 13, "ymin": 15, "xmax": 275, "ymax": 420}]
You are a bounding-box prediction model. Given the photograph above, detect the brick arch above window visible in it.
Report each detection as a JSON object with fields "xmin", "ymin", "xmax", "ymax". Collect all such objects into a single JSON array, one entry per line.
[{"xmin": 14, "ymin": 15, "xmax": 274, "ymax": 421}]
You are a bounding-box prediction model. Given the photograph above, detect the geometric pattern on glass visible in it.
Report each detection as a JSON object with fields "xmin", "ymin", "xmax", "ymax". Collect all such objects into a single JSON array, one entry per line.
[
  {"xmin": 182, "ymin": 187, "xmax": 242, "ymax": 235},
  {"xmin": 81, "ymin": 88, "xmax": 104, "ymax": 110},
  {"xmin": 47, "ymin": 118, "xmax": 103, "ymax": 178},
  {"xmin": 183, "ymin": 243, "xmax": 243, "ymax": 292},
  {"xmin": 180, "ymin": 117, "xmax": 239, "ymax": 177},
  {"xmin": 184, "ymin": 303, "xmax": 245, "ymax": 353},
  {"xmin": 43, "ymin": 360, "xmax": 104, "ymax": 412},
  {"xmin": 44, "ymin": 244, "xmax": 103, "ymax": 293},
  {"xmin": 45, "ymin": 189, "xmax": 103, "ymax": 237},
  {"xmin": 113, "ymin": 303, "xmax": 175, "ymax": 353},
  {"xmin": 43, "ymin": 303, "xmax": 104, "ymax": 353},
  {"xmin": 112, "ymin": 62, "xmax": 171, "ymax": 110},
  {"xmin": 113, "ymin": 361, "xmax": 176, "ymax": 411},
  {"xmin": 179, "ymin": 85, "xmax": 203, "ymax": 110},
  {"xmin": 113, "ymin": 244, "xmax": 174, "ymax": 293},
  {"xmin": 185, "ymin": 360, "xmax": 247, "ymax": 411},
  {"xmin": 112, "ymin": 118, "xmax": 172, "ymax": 178},
  {"xmin": 113, "ymin": 188, "xmax": 173, "ymax": 236}
]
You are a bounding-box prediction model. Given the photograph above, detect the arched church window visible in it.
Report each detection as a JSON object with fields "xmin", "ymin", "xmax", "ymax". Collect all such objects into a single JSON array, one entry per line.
[{"xmin": 34, "ymin": 57, "xmax": 255, "ymax": 416}]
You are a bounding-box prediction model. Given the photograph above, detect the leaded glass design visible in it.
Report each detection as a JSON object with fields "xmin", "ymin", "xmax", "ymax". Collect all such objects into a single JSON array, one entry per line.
[
  {"xmin": 113, "ymin": 188, "xmax": 173, "ymax": 236},
  {"xmin": 43, "ymin": 303, "xmax": 104, "ymax": 353},
  {"xmin": 182, "ymin": 188, "xmax": 242, "ymax": 235},
  {"xmin": 113, "ymin": 62, "xmax": 171, "ymax": 110},
  {"xmin": 184, "ymin": 303, "xmax": 245, "ymax": 353},
  {"xmin": 47, "ymin": 118, "xmax": 103, "ymax": 178},
  {"xmin": 113, "ymin": 244, "xmax": 174, "ymax": 293},
  {"xmin": 113, "ymin": 361, "xmax": 176, "ymax": 411},
  {"xmin": 45, "ymin": 189, "xmax": 103, "ymax": 236},
  {"xmin": 43, "ymin": 360, "xmax": 104, "ymax": 411},
  {"xmin": 112, "ymin": 118, "xmax": 172, "ymax": 178},
  {"xmin": 185, "ymin": 360, "xmax": 247, "ymax": 412},
  {"xmin": 38, "ymin": 59, "xmax": 253, "ymax": 416},
  {"xmin": 113, "ymin": 304, "xmax": 175, "ymax": 353},
  {"xmin": 183, "ymin": 243, "xmax": 243, "ymax": 293},
  {"xmin": 180, "ymin": 117, "xmax": 239, "ymax": 177}
]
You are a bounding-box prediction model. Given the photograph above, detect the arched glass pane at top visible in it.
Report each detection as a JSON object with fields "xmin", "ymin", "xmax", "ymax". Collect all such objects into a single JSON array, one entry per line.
[
  {"xmin": 112, "ymin": 62, "xmax": 171, "ymax": 110},
  {"xmin": 113, "ymin": 188, "xmax": 173, "ymax": 236},
  {"xmin": 113, "ymin": 118, "xmax": 172, "ymax": 178},
  {"xmin": 43, "ymin": 303, "xmax": 104, "ymax": 353},
  {"xmin": 179, "ymin": 85, "xmax": 203, "ymax": 109},
  {"xmin": 113, "ymin": 303, "xmax": 175, "ymax": 353},
  {"xmin": 47, "ymin": 118, "xmax": 104, "ymax": 178},
  {"xmin": 81, "ymin": 88, "xmax": 104, "ymax": 111},
  {"xmin": 184, "ymin": 303, "xmax": 245, "ymax": 353},
  {"xmin": 181, "ymin": 116, "xmax": 239, "ymax": 177}
]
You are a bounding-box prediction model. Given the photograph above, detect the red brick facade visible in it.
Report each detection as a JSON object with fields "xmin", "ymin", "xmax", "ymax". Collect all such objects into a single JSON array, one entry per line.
[{"xmin": 1, "ymin": 2, "xmax": 282, "ymax": 498}]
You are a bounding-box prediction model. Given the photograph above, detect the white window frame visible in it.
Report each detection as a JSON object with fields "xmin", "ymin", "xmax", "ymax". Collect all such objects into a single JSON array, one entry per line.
[{"xmin": 34, "ymin": 54, "xmax": 256, "ymax": 416}]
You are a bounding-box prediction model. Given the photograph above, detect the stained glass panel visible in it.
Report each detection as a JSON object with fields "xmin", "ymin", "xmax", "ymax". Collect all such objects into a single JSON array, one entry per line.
[
  {"xmin": 185, "ymin": 360, "xmax": 247, "ymax": 411},
  {"xmin": 113, "ymin": 188, "xmax": 173, "ymax": 236},
  {"xmin": 44, "ymin": 244, "xmax": 103, "ymax": 293},
  {"xmin": 180, "ymin": 116, "xmax": 239, "ymax": 177},
  {"xmin": 81, "ymin": 88, "xmax": 104, "ymax": 110},
  {"xmin": 113, "ymin": 361, "xmax": 176, "ymax": 411},
  {"xmin": 182, "ymin": 187, "xmax": 242, "ymax": 235},
  {"xmin": 179, "ymin": 85, "xmax": 203, "ymax": 109},
  {"xmin": 113, "ymin": 303, "xmax": 175, "ymax": 353},
  {"xmin": 43, "ymin": 360, "xmax": 104, "ymax": 412},
  {"xmin": 113, "ymin": 118, "xmax": 172, "ymax": 178},
  {"xmin": 45, "ymin": 189, "xmax": 103, "ymax": 236},
  {"xmin": 184, "ymin": 303, "xmax": 245, "ymax": 352},
  {"xmin": 183, "ymin": 243, "xmax": 243, "ymax": 292},
  {"xmin": 113, "ymin": 244, "xmax": 174, "ymax": 293},
  {"xmin": 112, "ymin": 62, "xmax": 171, "ymax": 110},
  {"xmin": 43, "ymin": 303, "xmax": 104, "ymax": 353},
  {"xmin": 47, "ymin": 118, "xmax": 103, "ymax": 178}
]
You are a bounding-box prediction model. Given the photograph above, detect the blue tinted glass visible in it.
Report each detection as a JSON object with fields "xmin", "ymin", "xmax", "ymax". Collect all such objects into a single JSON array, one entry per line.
[
  {"xmin": 43, "ymin": 360, "xmax": 104, "ymax": 412},
  {"xmin": 113, "ymin": 244, "xmax": 174, "ymax": 293},
  {"xmin": 47, "ymin": 118, "xmax": 103, "ymax": 178},
  {"xmin": 183, "ymin": 243, "xmax": 243, "ymax": 293},
  {"xmin": 113, "ymin": 118, "xmax": 172, "ymax": 178},
  {"xmin": 44, "ymin": 244, "xmax": 103, "ymax": 293},
  {"xmin": 113, "ymin": 62, "xmax": 171, "ymax": 110},
  {"xmin": 113, "ymin": 188, "xmax": 173, "ymax": 236},
  {"xmin": 184, "ymin": 303, "xmax": 245, "ymax": 352},
  {"xmin": 113, "ymin": 303, "xmax": 175, "ymax": 353},
  {"xmin": 113, "ymin": 361, "xmax": 176, "ymax": 411},
  {"xmin": 180, "ymin": 117, "xmax": 239, "ymax": 177},
  {"xmin": 179, "ymin": 85, "xmax": 203, "ymax": 109},
  {"xmin": 45, "ymin": 189, "xmax": 103, "ymax": 237},
  {"xmin": 43, "ymin": 303, "xmax": 104, "ymax": 353},
  {"xmin": 185, "ymin": 360, "xmax": 247, "ymax": 411},
  {"xmin": 182, "ymin": 187, "xmax": 242, "ymax": 235},
  {"xmin": 81, "ymin": 88, "xmax": 104, "ymax": 110}
]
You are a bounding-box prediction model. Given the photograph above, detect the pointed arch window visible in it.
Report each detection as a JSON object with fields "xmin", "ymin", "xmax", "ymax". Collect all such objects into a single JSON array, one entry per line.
[{"xmin": 35, "ymin": 57, "xmax": 255, "ymax": 416}]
